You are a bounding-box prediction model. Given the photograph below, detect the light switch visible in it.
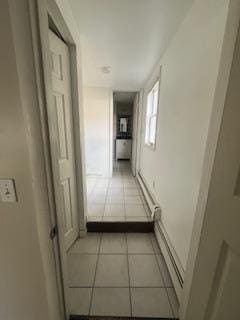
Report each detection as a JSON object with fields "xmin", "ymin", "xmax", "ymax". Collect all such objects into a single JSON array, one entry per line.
[{"xmin": 0, "ymin": 179, "xmax": 17, "ymax": 202}]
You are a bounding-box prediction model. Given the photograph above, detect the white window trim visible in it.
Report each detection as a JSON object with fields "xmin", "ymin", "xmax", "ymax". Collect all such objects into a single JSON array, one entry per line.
[{"xmin": 145, "ymin": 78, "xmax": 160, "ymax": 149}]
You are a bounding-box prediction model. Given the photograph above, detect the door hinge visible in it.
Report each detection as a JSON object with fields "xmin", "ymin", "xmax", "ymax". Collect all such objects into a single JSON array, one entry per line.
[{"xmin": 50, "ymin": 225, "xmax": 58, "ymax": 240}]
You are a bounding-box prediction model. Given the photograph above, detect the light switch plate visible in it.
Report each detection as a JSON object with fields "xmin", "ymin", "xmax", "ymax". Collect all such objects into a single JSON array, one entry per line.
[{"xmin": 0, "ymin": 179, "xmax": 17, "ymax": 202}]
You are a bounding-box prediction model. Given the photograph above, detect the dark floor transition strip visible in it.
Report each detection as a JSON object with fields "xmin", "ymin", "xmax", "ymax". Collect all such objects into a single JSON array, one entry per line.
[
  {"xmin": 70, "ymin": 315, "xmax": 178, "ymax": 320},
  {"xmin": 87, "ymin": 221, "xmax": 154, "ymax": 233}
]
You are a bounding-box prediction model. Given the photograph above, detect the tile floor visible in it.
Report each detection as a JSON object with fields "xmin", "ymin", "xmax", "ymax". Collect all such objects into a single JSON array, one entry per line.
[
  {"xmin": 67, "ymin": 232, "xmax": 179, "ymax": 318},
  {"xmin": 86, "ymin": 161, "xmax": 152, "ymax": 222}
]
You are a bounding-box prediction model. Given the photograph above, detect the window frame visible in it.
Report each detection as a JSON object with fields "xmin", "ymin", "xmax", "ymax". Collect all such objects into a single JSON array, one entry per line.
[{"xmin": 144, "ymin": 76, "xmax": 160, "ymax": 149}]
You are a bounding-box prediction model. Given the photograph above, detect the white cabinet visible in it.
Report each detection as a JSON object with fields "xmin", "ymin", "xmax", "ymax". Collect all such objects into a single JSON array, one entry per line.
[{"xmin": 116, "ymin": 139, "xmax": 132, "ymax": 159}]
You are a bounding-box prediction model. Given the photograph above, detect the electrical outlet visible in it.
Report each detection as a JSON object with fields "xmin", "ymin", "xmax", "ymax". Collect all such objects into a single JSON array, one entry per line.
[{"xmin": 0, "ymin": 179, "xmax": 17, "ymax": 202}]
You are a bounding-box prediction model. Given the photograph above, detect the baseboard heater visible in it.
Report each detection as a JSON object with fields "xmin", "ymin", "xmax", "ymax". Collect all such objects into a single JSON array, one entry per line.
[
  {"xmin": 137, "ymin": 172, "xmax": 161, "ymax": 220},
  {"xmin": 137, "ymin": 171, "xmax": 184, "ymax": 301}
]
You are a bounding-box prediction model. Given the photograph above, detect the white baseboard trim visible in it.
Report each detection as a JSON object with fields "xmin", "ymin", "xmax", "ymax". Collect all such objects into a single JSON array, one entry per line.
[
  {"xmin": 154, "ymin": 221, "xmax": 184, "ymax": 301},
  {"xmin": 137, "ymin": 172, "xmax": 157, "ymax": 219},
  {"xmin": 136, "ymin": 171, "xmax": 184, "ymax": 301}
]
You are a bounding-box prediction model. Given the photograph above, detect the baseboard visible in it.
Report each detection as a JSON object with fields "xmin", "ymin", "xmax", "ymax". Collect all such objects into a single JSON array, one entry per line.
[
  {"xmin": 136, "ymin": 171, "xmax": 184, "ymax": 301},
  {"xmin": 154, "ymin": 222, "xmax": 184, "ymax": 301},
  {"xmin": 87, "ymin": 221, "xmax": 154, "ymax": 233},
  {"xmin": 137, "ymin": 172, "xmax": 156, "ymax": 219}
]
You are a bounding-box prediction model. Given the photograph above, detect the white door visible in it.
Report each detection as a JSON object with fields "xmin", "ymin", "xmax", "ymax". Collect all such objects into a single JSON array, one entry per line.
[
  {"xmin": 48, "ymin": 30, "xmax": 78, "ymax": 250},
  {"xmin": 184, "ymin": 26, "xmax": 240, "ymax": 320}
]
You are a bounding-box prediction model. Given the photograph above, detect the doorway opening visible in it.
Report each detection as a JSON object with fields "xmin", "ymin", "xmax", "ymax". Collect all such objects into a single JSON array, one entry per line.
[
  {"xmin": 32, "ymin": 1, "xmax": 177, "ymax": 319},
  {"xmin": 85, "ymin": 91, "xmax": 152, "ymax": 223}
]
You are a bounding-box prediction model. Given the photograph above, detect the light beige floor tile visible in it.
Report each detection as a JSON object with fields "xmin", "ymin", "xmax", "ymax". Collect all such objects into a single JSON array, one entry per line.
[
  {"xmin": 125, "ymin": 195, "xmax": 143, "ymax": 205},
  {"xmin": 69, "ymin": 233, "xmax": 101, "ymax": 254},
  {"xmin": 123, "ymin": 181, "xmax": 137, "ymax": 188},
  {"xmin": 95, "ymin": 181, "xmax": 109, "ymax": 188},
  {"xmin": 90, "ymin": 288, "xmax": 131, "ymax": 316},
  {"xmin": 87, "ymin": 216, "xmax": 103, "ymax": 222},
  {"xmin": 131, "ymin": 288, "xmax": 173, "ymax": 318},
  {"xmin": 126, "ymin": 216, "xmax": 149, "ymax": 222},
  {"xmin": 127, "ymin": 233, "xmax": 154, "ymax": 254},
  {"xmin": 125, "ymin": 204, "xmax": 147, "ymax": 217},
  {"xmin": 109, "ymin": 181, "xmax": 123, "ymax": 188},
  {"xmin": 128, "ymin": 255, "xmax": 164, "ymax": 287},
  {"xmin": 144, "ymin": 204, "xmax": 152, "ymax": 218},
  {"xmin": 87, "ymin": 185, "xmax": 94, "ymax": 194},
  {"xmin": 87, "ymin": 204, "xmax": 105, "ymax": 216},
  {"xmin": 123, "ymin": 177, "xmax": 136, "ymax": 183},
  {"xmin": 68, "ymin": 288, "xmax": 92, "ymax": 315},
  {"xmin": 93, "ymin": 186, "xmax": 108, "ymax": 192},
  {"xmin": 91, "ymin": 190, "xmax": 107, "ymax": 197},
  {"xmin": 102, "ymin": 216, "xmax": 126, "ymax": 222},
  {"xmin": 95, "ymin": 254, "xmax": 129, "ymax": 287},
  {"xmin": 141, "ymin": 195, "xmax": 148, "ymax": 205},
  {"xmin": 156, "ymin": 255, "xmax": 173, "ymax": 287},
  {"xmin": 68, "ymin": 254, "xmax": 98, "ymax": 287},
  {"xmin": 167, "ymin": 288, "xmax": 179, "ymax": 318},
  {"xmin": 107, "ymin": 187, "xmax": 124, "ymax": 195},
  {"xmin": 104, "ymin": 204, "xmax": 125, "ymax": 216},
  {"xmin": 124, "ymin": 188, "xmax": 141, "ymax": 196},
  {"xmin": 150, "ymin": 234, "xmax": 162, "ymax": 254},
  {"xmin": 88, "ymin": 194, "xmax": 106, "ymax": 204},
  {"xmin": 100, "ymin": 233, "xmax": 127, "ymax": 253},
  {"xmin": 106, "ymin": 195, "xmax": 124, "ymax": 204}
]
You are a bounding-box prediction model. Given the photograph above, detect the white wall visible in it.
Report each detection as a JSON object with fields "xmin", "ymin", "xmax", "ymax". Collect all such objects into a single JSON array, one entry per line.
[
  {"xmin": 139, "ymin": 0, "xmax": 230, "ymax": 271},
  {"xmin": 0, "ymin": 0, "xmax": 85, "ymax": 319},
  {"xmin": 83, "ymin": 87, "xmax": 112, "ymax": 177},
  {"xmin": 0, "ymin": 1, "xmax": 59, "ymax": 319}
]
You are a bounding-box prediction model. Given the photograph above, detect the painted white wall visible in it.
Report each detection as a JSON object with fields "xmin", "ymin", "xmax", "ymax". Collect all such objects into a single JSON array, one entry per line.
[
  {"xmin": 139, "ymin": 0, "xmax": 230, "ymax": 271},
  {"xmin": 83, "ymin": 87, "xmax": 112, "ymax": 177},
  {"xmin": 0, "ymin": 1, "xmax": 59, "ymax": 319},
  {"xmin": 0, "ymin": 0, "xmax": 85, "ymax": 319}
]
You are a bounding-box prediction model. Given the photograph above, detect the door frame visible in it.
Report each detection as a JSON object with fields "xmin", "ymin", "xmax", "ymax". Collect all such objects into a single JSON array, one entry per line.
[
  {"xmin": 112, "ymin": 90, "xmax": 139, "ymax": 171},
  {"xmin": 131, "ymin": 92, "xmax": 139, "ymax": 176},
  {"xmin": 28, "ymin": 0, "xmax": 87, "ymax": 318},
  {"xmin": 180, "ymin": 1, "xmax": 240, "ymax": 318},
  {"xmin": 109, "ymin": 90, "xmax": 114, "ymax": 177},
  {"xmin": 135, "ymin": 89, "xmax": 144, "ymax": 176}
]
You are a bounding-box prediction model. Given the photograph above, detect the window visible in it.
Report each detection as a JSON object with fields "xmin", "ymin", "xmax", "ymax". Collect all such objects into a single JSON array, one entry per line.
[{"xmin": 145, "ymin": 80, "xmax": 159, "ymax": 147}]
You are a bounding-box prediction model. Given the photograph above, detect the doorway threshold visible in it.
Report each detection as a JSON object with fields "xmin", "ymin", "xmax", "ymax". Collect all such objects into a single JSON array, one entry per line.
[
  {"xmin": 87, "ymin": 221, "xmax": 154, "ymax": 233},
  {"xmin": 70, "ymin": 316, "xmax": 178, "ymax": 320}
]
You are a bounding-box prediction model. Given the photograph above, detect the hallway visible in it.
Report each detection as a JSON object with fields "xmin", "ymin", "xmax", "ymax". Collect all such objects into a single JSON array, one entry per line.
[
  {"xmin": 86, "ymin": 161, "xmax": 152, "ymax": 222},
  {"xmin": 67, "ymin": 232, "xmax": 179, "ymax": 318}
]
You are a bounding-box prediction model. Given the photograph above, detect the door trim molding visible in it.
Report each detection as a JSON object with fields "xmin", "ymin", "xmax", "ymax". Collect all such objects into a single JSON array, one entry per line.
[
  {"xmin": 28, "ymin": 0, "xmax": 87, "ymax": 318},
  {"xmin": 109, "ymin": 90, "xmax": 113, "ymax": 177}
]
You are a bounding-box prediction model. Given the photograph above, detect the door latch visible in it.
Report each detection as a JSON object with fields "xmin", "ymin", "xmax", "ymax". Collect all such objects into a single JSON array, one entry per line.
[{"xmin": 50, "ymin": 225, "xmax": 58, "ymax": 240}]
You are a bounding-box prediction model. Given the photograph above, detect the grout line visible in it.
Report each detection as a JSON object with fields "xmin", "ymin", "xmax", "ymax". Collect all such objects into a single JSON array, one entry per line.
[
  {"xmin": 125, "ymin": 233, "xmax": 133, "ymax": 317},
  {"xmin": 88, "ymin": 162, "xmax": 149, "ymax": 222},
  {"xmin": 88, "ymin": 233, "xmax": 103, "ymax": 316}
]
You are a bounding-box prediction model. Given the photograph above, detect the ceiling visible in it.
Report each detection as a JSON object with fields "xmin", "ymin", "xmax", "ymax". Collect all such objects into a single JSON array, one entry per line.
[{"xmin": 68, "ymin": 0, "xmax": 194, "ymax": 90}]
